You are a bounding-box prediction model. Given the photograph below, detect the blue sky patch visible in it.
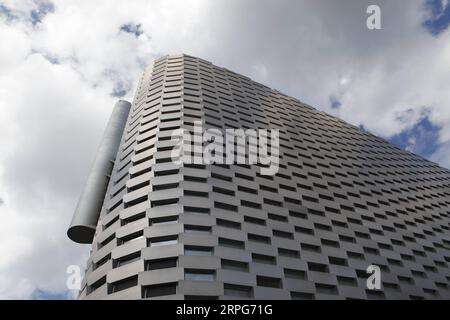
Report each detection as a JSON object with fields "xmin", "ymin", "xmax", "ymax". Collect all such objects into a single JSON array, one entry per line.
[
  {"xmin": 111, "ymin": 81, "xmax": 128, "ymax": 97},
  {"xmin": 30, "ymin": 0, "xmax": 54, "ymax": 26},
  {"xmin": 423, "ymin": 0, "xmax": 450, "ymax": 36},
  {"xmin": 31, "ymin": 289, "xmax": 73, "ymax": 300},
  {"xmin": 43, "ymin": 54, "xmax": 59, "ymax": 64},
  {"xmin": 120, "ymin": 23, "xmax": 143, "ymax": 37},
  {"xmin": 329, "ymin": 96, "xmax": 342, "ymax": 109},
  {"xmin": 0, "ymin": 2, "xmax": 14, "ymax": 20},
  {"xmin": 359, "ymin": 124, "xmax": 367, "ymax": 132},
  {"xmin": 388, "ymin": 116, "xmax": 441, "ymax": 158},
  {"xmin": 0, "ymin": 0, "xmax": 54, "ymax": 25}
]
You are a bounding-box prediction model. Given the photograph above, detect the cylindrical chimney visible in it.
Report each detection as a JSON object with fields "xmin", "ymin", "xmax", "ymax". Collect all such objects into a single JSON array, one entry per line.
[{"xmin": 67, "ymin": 100, "xmax": 131, "ymax": 244}]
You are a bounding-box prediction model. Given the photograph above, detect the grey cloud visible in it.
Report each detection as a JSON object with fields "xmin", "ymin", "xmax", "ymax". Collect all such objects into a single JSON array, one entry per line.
[
  {"xmin": 2, "ymin": 56, "xmax": 110, "ymax": 201},
  {"xmin": 0, "ymin": 52, "xmax": 111, "ymax": 297},
  {"xmin": 197, "ymin": 0, "xmax": 422, "ymax": 101},
  {"xmin": 188, "ymin": 0, "xmax": 449, "ymax": 143}
]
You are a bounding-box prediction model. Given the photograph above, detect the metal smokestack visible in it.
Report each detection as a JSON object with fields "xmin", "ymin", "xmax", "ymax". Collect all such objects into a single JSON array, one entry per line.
[{"xmin": 67, "ymin": 100, "xmax": 131, "ymax": 244}]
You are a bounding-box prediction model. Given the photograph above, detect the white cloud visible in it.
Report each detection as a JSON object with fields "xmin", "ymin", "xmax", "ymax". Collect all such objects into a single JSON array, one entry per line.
[
  {"xmin": 431, "ymin": 141, "xmax": 450, "ymax": 169},
  {"xmin": 0, "ymin": 0, "xmax": 449, "ymax": 299},
  {"xmin": 0, "ymin": 52, "xmax": 109, "ymax": 299},
  {"xmin": 0, "ymin": 24, "xmax": 31, "ymax": 70}
]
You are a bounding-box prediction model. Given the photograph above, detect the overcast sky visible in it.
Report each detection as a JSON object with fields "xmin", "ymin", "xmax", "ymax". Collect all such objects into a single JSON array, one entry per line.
[{"xmin": 0, "ymin": 0, "xmax": 449, "ymax": 299}]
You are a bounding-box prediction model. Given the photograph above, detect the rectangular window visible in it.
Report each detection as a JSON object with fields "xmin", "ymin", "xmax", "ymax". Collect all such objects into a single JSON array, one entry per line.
[
  {"xmin": 224, "ymin": 284, "xmax": 252, "ymax": 298},
  {"xmin": 214, "ymin": 201, "xmax": 238, "ymax": 212},
  {"xmin": 184, "ymin": 206, "xmax": 210, "ymax": 214},
  {"xmin": 216, "ymin": 218, "xmax": 241, "ymax": 229},
  {"xmin": 88, "ymin": 276, "xmax": 106, "ymax": 294},
  {"xmin": 291, "ymin": 291, "xmax": 314, "ymax": 300},
  {"xmin": 278, "ymin": 248, "xmax": 300, "ymax": 258},
  {"xmin": 218, "ymin": 237, "xmax": 245, "ymax": 249},
  {"xmin": 94, "ymin": 254, "xmax": 111, "ymax": 270},
  {"xmin": 273, "ymin": 230, "xmax": 294, "ymax": 239},
  {"xmin": 122, "ymin": 212, "xmax": 146, "ymax": 225},
  {"xmin": 256, "ymin": 276, "xmax": 281, "ymax": 288},
  {"xmin": 150, "ymin": 215, "xmax": 178, "ymax": 226},
  {"xmin": 184, "ymin": 175, "xmax": 207, "ymax": 183},
  {"xmin": 109, "ymin": 276, "xmax": 138, "ymax": 294},
  {"xmin": 337, "ymin": 276, "xmax": 357, "ymax": 286},
  {"xmin": 244, "ymin": 215, "xmax": 265, "ymax": 225},
  {"xmin": 184, "ymin": 225, "xmax": 211, "ymax": 234},
  {"xmin": 98, "ymin": 234, "xmax": 115, "ymax": 249},
  {"xmin": 184, "ymin": 190, "xmax": 209, "ymax": 197},
  {"xmin": 240, "ymin": 200, "xmax": 261, "ymax": 209},
  {"xmin": 248, "ymin": 233, "xmax": 271, "ymax": 244},
  {"xmin": 252, "ymin": 253, "xmax": 276, "ymax": 265},
  {"xmin": 142, "ymin": 282, "xmax": 177, "ymax": 298},
  {"xmin": 329, "ymin": 256, "xmax": 348, "ymax": 266},
  {"xmin": 237, "ymin": 185, "xmax": 258, "ymax": 194},
  {"xmin": 221, "ymin": 259, "xmax": 249, "ymax": 272},
  {"xmin": 268, "ymin": 213, "xmax": 288, "ymax": 222},
  {"xmin": 119, "ymin": 231, "xmax": 144, "ymax": 245},
  {"xmin": 115, "ymin": 252, "xmax": 141, "ymax": 268},
  {"xmin": 184, "ymin": 246, "xmax": 213, "ymax": 256},
  {"xmin": 315, "ymin": 283, "xmax": 338, "ymax": 295},
  {"xmin": 308, "ymin": 262, "xmax": 329, "ymax": 273},
  {"xmin": 149, "ymin": 235, "xmax": 178, "ymax": 247},
  {"xmin": 212, "ymin": 186, "xmax": 235, "ymax": 196},
  {"xmin": 145, "ymin": 257, "xmax": 177, "ymax": 270},
  {"xmin": 284, "ymin": 268, "xmax": 306, "ymax": 280},
  {"xmin": 151, "ymin": 197, "xmax": 179, "ymax": 207},
  {"xmin": 185, "ymin": 270, "xmax": 215, "ymax": 281},
  {"xmin": 301, "ymin": 243, "xmax": 321, "ymax": 253}
]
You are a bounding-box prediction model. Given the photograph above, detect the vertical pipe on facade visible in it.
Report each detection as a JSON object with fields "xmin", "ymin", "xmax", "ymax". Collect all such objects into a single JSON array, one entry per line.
[{"xmin": 67, "ymin": 100, "xmax": 131, "ymax": 244}]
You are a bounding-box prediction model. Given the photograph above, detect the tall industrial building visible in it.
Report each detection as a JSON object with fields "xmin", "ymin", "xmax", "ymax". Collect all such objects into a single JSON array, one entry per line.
[{"xmin": 68, "ymin": 54, "xmax": 450, "ymax": 300}]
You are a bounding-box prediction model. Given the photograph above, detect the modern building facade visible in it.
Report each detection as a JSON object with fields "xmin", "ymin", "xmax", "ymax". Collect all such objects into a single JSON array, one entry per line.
[{"xmin": 68, "ymin": 54, "xmax": 450, "ymax": 300}]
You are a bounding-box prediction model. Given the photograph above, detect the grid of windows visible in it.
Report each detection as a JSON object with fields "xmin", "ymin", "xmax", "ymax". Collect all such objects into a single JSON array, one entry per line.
[{"xmin": 78, "ymin": 54, "xmax": 450, "ymax": 300}]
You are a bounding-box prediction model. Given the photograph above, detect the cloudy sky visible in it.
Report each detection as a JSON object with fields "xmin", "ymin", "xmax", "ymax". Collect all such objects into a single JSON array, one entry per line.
[{"xmin": 0, "ymin": 0, "xmax": 449, "ymax": 299}]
